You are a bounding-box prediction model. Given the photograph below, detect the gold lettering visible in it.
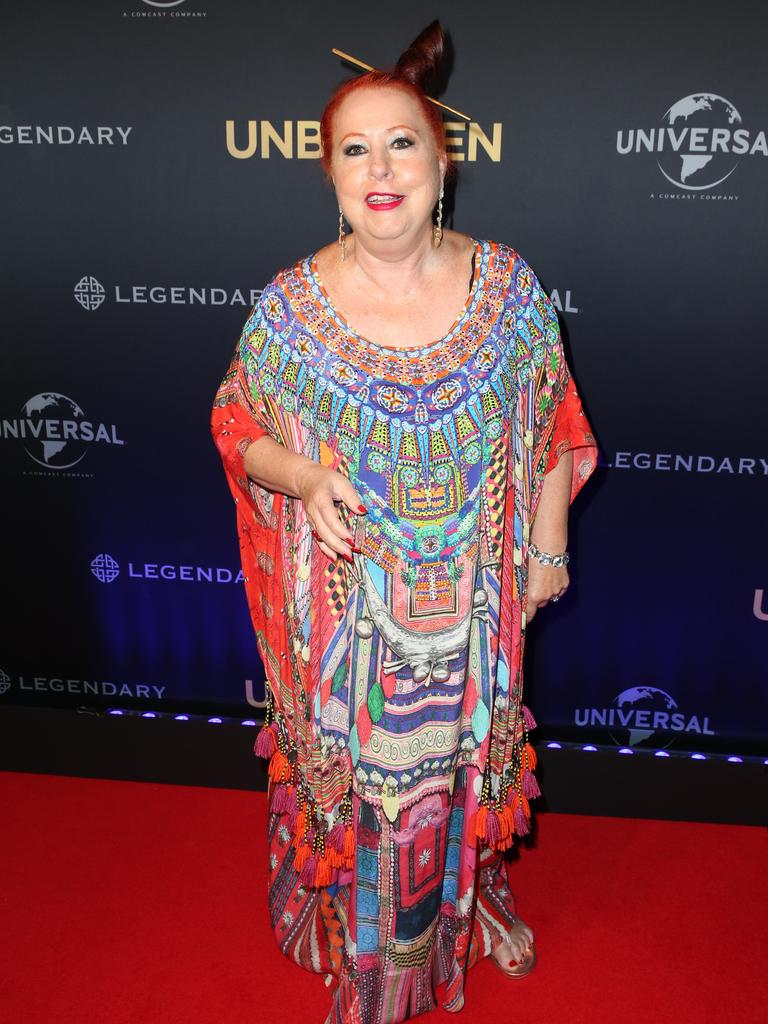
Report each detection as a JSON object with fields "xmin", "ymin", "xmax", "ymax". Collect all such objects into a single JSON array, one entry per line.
[
  {"xmin": 261, "ymin": 120, "xmax": 293, "ymax": 159},
  {"xmin": 225, "ymin": 119, "xmax": 257, "ymax": 159},
  {"xmin": 225, "ymin": 119, "xmax": 502, "ymax": 162},
  {"xmin": 444, "ymin": 121, "xmax": 466, "ymax": 162},
  {"xmin": 297, "ymin": 120, "xmax": 321, "ymax": 159},
  {"xmin": 468, "ymin": 122, "xmax": 502, "ymax": 163}
]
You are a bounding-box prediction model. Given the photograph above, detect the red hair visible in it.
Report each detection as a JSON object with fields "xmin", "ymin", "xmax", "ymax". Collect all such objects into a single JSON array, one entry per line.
[{"xmin": 320, "ymin": 22, "xmax": 455, "ymax": 181}]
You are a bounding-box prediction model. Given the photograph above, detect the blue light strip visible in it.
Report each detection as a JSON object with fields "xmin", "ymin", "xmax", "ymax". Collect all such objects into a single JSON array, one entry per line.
[{"xmin": 103, "ymin": 709, "xmax": 762, "ymax": 764}]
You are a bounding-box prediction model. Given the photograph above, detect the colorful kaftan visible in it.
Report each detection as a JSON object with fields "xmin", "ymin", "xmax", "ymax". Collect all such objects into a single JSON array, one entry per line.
[{"xmin": 211, "ymin": 239, "xmax": 597, "ymax": 1023}]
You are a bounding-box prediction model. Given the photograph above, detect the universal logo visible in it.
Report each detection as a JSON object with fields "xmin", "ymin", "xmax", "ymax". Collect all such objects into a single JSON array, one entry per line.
[
  {"xmin": 226, "ymin": 120, "xmax": 504, "ymax": 163},
  {"xmin": 123, "ymin": 1, "xmax": 207, "ymax": 18},
  {"xmin": 90, "ymin": 553, "xmax": 244, "ymax": 584},
  {"xmin": 0, "ymin": 667, "xmax": 166, "ymax": 700},
  {"xmin": 575, "ymin": 686, "xmax": 715, "ymax": 749},
  {"xmin": 1, "ymin": 393, "xmax": 125, "ymax": 474},
  {"xmin": 617, "ymin": 93, "xmax": 767, "ymax": 200},
  {"xmin": 754, "ymin": 589, "xmax": 768, "ymax": 621},
  {"xmin": 245, "ymin": 678, "xmax": 268, "ymax": 710},
  {"xmin": 74, "ymin": 276, "xmax": 262, "ymax": 310},
  {"xmin": 549, "ymin": 290, "xmax": 579, "ymax": 315}
]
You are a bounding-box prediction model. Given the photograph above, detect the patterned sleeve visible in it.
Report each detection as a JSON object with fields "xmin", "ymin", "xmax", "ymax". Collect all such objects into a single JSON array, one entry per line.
[
  {"xmin": 525, "ymin": 263, "xmax": 598, "ymax": 514},
  {"xmin": 210, "ymin": 301, "xmax": 281, "ymax": 511},
  {"xmin": 210, "ymin": 299, "xmax": 292, "ymax": 728}
]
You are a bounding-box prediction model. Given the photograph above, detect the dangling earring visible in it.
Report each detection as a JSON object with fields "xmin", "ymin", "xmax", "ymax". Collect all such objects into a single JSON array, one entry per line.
[
  {"xmin": 433, "ymin": 186, "xmax": 444, "ymax": 247},
  {"xmin": 338, "ymin": 206, "xmax": 346, "ymax": 261}
]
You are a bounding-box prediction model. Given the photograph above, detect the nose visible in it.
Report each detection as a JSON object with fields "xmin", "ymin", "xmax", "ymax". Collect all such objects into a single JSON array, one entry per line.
[{"xmin": 368, "ymin": 141, "xmax": 394, "ymax": 181}]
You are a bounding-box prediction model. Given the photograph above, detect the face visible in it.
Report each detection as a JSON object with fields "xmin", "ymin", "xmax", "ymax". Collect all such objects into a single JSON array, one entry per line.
[{"xmin": 329, "ymin": 85, "xmax": 446, "ymax": 248}]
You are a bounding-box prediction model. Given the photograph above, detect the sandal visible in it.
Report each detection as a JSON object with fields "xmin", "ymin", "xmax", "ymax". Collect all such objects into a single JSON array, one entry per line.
[{"xmin": 492, "ymin": 918, "xmax": 537, "ymax": 979}]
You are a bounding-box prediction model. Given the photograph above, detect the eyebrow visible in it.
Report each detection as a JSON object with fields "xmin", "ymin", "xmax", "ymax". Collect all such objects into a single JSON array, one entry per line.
[{"xmin": 339, "ymin": 124, "xmax": 422, "ymax": 144}]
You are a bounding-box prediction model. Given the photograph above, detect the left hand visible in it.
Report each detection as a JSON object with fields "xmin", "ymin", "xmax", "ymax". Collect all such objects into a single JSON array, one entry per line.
[{"xmin": 526, "ymin": 560, "xmax": 569, "ymax": 623}]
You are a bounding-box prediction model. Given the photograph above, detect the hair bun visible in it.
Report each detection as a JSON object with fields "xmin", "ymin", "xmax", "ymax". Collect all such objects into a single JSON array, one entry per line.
[{"xmin": 393, "ymin": 20, "xmax": 447, "ymax": 94}]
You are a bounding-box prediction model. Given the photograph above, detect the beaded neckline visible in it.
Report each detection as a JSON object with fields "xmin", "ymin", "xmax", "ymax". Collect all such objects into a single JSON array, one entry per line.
[
  {"xmin": 306, "ymin": 238, "xmax": 484, "ymax": 357},
  {"xmin": 274, "ymin": 239, "xmax": 508, "ymax": 386}
]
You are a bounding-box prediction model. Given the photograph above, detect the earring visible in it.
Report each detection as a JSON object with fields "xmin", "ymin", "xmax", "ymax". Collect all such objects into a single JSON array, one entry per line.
[
  {"xmin": 338, "ymin": 206, "xmax": 346, "ymax": 261},
  {"xmin": 433, "ymin": 186, "xmax": 444, "ymax": 247}
]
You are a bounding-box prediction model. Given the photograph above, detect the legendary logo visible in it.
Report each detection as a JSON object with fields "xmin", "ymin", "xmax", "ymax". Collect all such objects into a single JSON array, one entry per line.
[
  {"xmin": 617, "ymin": 93, "xmax": 767, "ymax": 192},
  {"xmin": 90, "ymin": 553, "xmax": 244, "ymax": 584},
  {"xmin": 0, "ymin": 125, "xmax": 133, "ymax": 145},
  {"xmin": 74, "ymin": 275, "xmax": 262, "ymax": 309},
  {"xmin": 74, "ymin": 277, "xmax": 106, "ymax": 311},
  {"xmin": 1, "ymin": 393, "xmax": 125, "ymax": 470},
  {"xmin": 0, "ymin": 667, "xmax": 166, "ymax": 701},
  {"xmin": 575, "ymin": 686, "xmax": 715, "ymax": 748},
  {"xmin": 602, "ymin": 451, "xmax": 768, "ymax": 475},
  {"xmin": 91, "ymin": 554, "xmax": 121, "ymax": 584}
]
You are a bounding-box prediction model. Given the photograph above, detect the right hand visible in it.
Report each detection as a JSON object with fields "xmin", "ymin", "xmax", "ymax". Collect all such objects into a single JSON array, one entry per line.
[{"xmin": 294, "ymin": 462, "xmax": 366, "ymax": 562}]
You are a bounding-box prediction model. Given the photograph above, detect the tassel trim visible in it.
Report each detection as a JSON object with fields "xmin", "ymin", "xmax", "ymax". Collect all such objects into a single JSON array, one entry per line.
[{"xmin": 266, "ymin": 727, "xmax": 355, "ymax": 889}]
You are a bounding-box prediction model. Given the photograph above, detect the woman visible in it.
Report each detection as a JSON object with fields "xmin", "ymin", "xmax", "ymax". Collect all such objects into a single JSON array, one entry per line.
[{"xmin": 212, "ymin": 22, "xmax": 597, "ymax": 1024}]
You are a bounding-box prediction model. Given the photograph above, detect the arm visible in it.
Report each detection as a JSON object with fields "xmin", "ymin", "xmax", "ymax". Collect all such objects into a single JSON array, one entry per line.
[
  {"xmin": 243, "ymin": 435, "xmax": 365, "ymax": 561},
  {"xmin": 527, "ymin": 449, "xmax": 572, "ymax": 622}
]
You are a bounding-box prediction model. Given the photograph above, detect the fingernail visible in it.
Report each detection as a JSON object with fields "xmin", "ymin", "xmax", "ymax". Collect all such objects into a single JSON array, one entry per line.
[
  {"xmin": 351, "ymin": 545, "xmax": 362, "ymax": 554},
  {"xmin": 341, "ymin": 553, "xmax": 353, "ymax": 564},
  {"xmin": 357, "ymin": 505, "xmax": 368, "ymax": 514},
  {"xmin": 346, "ymin": 536, "xmax": 355, "ymax": 546}
]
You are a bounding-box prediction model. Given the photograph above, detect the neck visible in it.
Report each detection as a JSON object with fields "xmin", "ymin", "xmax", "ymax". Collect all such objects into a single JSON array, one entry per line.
[{"xmin": 347, "ymin": 226, "xmax": 439, "ymax": 292}]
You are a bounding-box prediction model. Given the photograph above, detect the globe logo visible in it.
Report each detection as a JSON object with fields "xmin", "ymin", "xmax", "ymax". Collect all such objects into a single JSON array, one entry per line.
[
  {"xmin": 611, "ymin": 686, "xmax": 677, "ymax": 747},
  {"xmin": 0, "ymin": 669, "xmax": 11, "ymax": 696},
  {"xmin": 73, "ymin": 276, "xmax": 105, "ymax": 311},
  {"xmin": 22, "ymin": 393, "xmax": 88, "ymax": 469},
  {"xmin": 91, "ymin": 553, "xmax": 120, "ymax": 583},
  {"xmin": 657, "ymin": 94, "xmax": 742, "ymax": 191}
]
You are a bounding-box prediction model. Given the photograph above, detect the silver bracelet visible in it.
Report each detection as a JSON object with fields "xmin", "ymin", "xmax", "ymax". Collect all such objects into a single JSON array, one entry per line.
[{"xmin": 528, "ymin": 542, "xmax": 570, "ymax": 568}]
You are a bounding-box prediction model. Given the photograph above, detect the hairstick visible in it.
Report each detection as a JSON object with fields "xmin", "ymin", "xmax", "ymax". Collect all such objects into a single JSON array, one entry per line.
[{"xmin": 331, "ymin": 48, "xmax": 472, "ymax": 122}]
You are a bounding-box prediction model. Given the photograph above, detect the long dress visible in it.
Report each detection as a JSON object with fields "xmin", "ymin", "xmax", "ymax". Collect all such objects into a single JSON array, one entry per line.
[{"xmin": 211, "ymin": 238, "xmax": 597, "ymax": 1023}]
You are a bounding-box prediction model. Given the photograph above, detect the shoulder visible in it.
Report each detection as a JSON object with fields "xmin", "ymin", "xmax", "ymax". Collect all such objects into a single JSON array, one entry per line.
[
  {"xmin": 481, "ymin": 239, "xmax": 553, "ymax": 308},
  {"xmin": 243, "ymin": 250, "xmax": 316, "ymax": 331}
]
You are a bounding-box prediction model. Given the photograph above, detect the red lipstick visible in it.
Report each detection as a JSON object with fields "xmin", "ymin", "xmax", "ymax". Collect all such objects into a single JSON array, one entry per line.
[{"xmin": 365, "ymin": 192, "xmax": 404, "ymax": 211}]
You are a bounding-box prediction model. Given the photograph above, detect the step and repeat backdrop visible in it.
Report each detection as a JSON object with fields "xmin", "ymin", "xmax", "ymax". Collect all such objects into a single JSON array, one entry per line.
[{"xmin": 2, "ymin": 0, "xmax": 766, "ymax": 753}]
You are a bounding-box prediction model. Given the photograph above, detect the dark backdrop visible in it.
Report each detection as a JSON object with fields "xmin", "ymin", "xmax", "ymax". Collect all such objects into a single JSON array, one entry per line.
[{"xmin": 2, "ymin": 0, "xmax": 766, "ymax": 754}]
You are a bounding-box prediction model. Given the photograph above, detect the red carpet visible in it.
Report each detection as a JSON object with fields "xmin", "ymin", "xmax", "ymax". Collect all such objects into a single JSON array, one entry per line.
[{"xmin": 2, "ymin": 771, "xmax": 766, "ymax": 1024}]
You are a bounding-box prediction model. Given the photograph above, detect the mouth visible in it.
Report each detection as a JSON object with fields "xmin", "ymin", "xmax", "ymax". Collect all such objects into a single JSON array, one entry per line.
[{"xmin": 365, "ymin": 192, "xmax": 405, "ymax": 210}]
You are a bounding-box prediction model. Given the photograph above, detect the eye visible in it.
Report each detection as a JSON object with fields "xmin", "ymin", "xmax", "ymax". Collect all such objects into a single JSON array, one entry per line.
[
  {"xmin": 342, "ymin": 142, "xmax": 366, "ymax": 156},
  {"xmin": 391, "ymin": 135, "xmax": 414, "ymax": 149}
]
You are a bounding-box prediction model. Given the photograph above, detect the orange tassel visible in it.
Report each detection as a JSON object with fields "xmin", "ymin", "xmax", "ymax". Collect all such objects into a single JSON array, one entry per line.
[
  {"xmin": 293, "ymin": 844, "xmax": 310, "ymax": 871},
  {"xmin": 268, "ymin": 749, "xmax": 288, "ymax": 783},
  {"xmin": 512, "ymin": 791, "xmax": 531, "ymax": 816},
  {"xmin": 523, "ymin": 742, "xmax": 538, "ymax": 770},
  {"xmin": 499, "ymin": 804, "xmax": 514, "ymax": 840},
  {"xmin": 476, "ymin": 804, "xmax": 488, "ymax": 840},
  {"xmin": 342, "ymin": 824, "xmax": 355, "ymax": 860},
  {"xmin": 314, "ymin": 857, "xmax": 332, "ymax": 887},
  {"xmin": 327, "ymin": 848, "xmax": 343, "ymax": 869}
]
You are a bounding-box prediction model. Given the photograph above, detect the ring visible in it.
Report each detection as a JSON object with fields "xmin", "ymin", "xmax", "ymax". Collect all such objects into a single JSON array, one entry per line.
[{"xmin": 551, "ymin": 595, "xmax": 560, "ymax": 602}]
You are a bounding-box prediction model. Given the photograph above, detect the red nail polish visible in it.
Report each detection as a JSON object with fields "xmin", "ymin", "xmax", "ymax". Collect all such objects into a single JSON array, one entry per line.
[
  {"xmin": 341, "ymin": 553, "xmax": 353, "ymax": 564},
  {"xmin": 351, "ymin": 545, "xmax": 362, "ymax": 554},
  {"xmin": 346, "ymin": 536, "xmax": 355, "ymax": 546},
  {"xmin": 357, "ymin": 505, "xmax": 368, "ymax": 514}
]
